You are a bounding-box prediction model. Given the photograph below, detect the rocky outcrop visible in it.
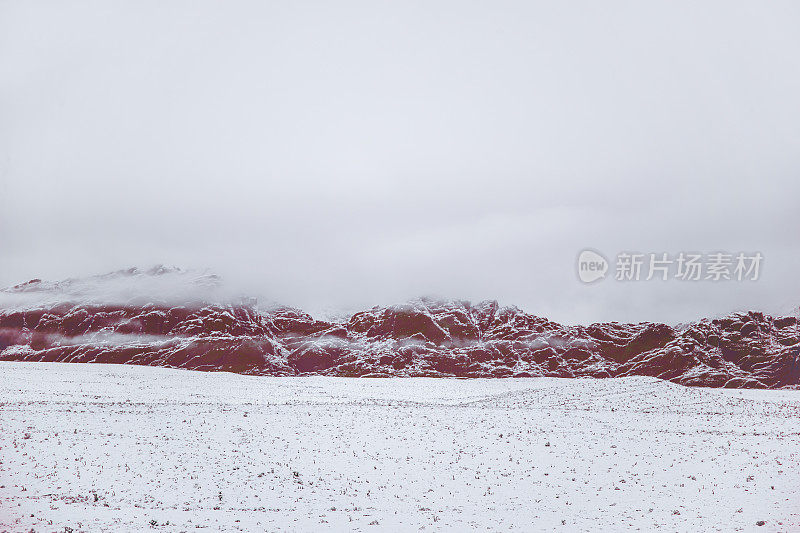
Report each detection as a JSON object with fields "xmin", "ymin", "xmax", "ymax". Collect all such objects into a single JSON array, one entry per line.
[{"xmin": 1, "ymin": 272, "xmax": 798, "ymax": 388}]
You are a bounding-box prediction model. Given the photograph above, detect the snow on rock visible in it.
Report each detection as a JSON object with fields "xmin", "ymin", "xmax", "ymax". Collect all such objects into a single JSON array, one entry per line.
[{"xmin": 0, "ymin": 270, "xmax": 799, "ymax": 388}]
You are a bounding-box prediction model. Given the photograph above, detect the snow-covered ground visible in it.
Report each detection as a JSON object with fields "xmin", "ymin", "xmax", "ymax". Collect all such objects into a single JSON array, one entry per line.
[{"xmin": 1, "ymin": 362, "xmax": 798, "ymax": 532}]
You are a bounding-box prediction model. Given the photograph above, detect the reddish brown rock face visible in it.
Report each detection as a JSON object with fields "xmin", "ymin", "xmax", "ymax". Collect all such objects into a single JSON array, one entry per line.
[{"xmin": 0, "ymin": 276, "xmax": 798, "ymax": 388}]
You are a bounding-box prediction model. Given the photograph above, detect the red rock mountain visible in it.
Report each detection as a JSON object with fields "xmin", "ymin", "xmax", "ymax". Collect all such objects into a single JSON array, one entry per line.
[{"xmin": 1, "ymin": 268, "xmax": 798, "ymax": 388}]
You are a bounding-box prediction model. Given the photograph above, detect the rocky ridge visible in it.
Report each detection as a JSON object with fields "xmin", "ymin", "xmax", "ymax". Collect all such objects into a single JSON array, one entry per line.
[{"xmin": 1, "ymin": 269, "xmax": 798, "ymax": 388}]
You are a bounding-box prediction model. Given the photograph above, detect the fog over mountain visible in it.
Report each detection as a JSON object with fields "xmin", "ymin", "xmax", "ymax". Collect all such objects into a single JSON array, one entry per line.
[
  {"xmin": 1, "ymin": 266, "xmax": 797, "ymax": 388},
  {"xmin": 2, "ymin": 1, "xmax": 799, "ymax": 324}
]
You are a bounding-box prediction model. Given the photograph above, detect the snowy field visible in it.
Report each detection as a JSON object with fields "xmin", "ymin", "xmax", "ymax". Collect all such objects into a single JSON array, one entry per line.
[{"xmin": 1, "ymin": 362, "xmax": 799, "ymax": 532}]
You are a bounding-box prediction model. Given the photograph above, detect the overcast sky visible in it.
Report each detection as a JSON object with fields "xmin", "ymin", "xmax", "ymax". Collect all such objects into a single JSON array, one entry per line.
[{"xmin": 1, "ymin": 1, "xmax": 799, "ymax": 324}]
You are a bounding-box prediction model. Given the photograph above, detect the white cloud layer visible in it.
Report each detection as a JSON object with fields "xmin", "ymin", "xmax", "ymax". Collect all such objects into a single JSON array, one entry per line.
[{"xmin": 1, "ymin": 1, "xmax": 799, "ymax": 324}]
